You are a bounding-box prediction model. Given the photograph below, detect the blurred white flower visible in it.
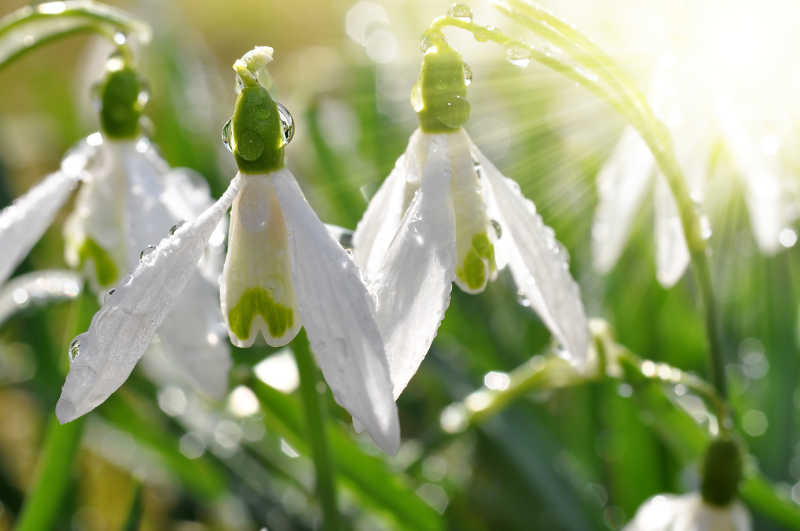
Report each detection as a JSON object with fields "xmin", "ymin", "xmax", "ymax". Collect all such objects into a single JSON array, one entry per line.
[
  {"xmin": 0, "ymin": 132, "xmax": 231, "ymax": 397},
  {"xmin": 353, "ymin": 126, "xmax": 589, "ymax": 399},
  {"xmin": 624, "ymin": 492, "xmax": 750, "ymax": 531}
]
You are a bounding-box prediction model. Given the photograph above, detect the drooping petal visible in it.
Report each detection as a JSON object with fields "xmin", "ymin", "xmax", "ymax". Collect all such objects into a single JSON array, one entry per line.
[
  {"xmin": 353, "ymin": 129, "xmax": 424, "ymax": 278},
  {"xmin": 592, "ymin": 126, "xmax": 655, "ymax": 273},
  {"xmin": 473, "ymin": 141, "xmax": 590, "ymax": 368},
  {"xmin": 221, "ymin": 174, "xmax": 300, "ymax": 348},
  {"xmin": 63, "ymin": 139, "xmax": 127, "ymax": 290},
  {"xmin": 56, "ymin": 175, "xmax": 242, "ymax": 424},
  {"xmin": 624, "ymin": 493, "xmax": 751, "ymax": 531},
  {"xmin": 448, "ymin": 130, "xmax": 496, "ymax": 294},
  {"xmin": 371, "ymin": 133, "xmax": 458, "ymax": 399},
  {"xmin": 145, "ymin": 272, "xmax": 230, "ymax": 397},
  {"xmin": 0, "ymin": 171, "xmax": 80, "ymax": 285},
  {"xmin": 272, "ymin": 168, "xmax": 400, "ymax": 454},
  {"xmin": 653, "ymin": 174, "xmax": 690, "ymax": 287},
  {"xmin": 0, "ymin": 270, "xmax": 82, "ymax": 326}
]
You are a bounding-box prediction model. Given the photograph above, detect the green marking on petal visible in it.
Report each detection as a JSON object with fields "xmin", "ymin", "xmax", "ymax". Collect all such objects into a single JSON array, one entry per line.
[
  {"xmin": 457, "ymin": 248, "xmax": 486, "ymax": 291},
  {"xmin": 228, "ymin": 287, "xmax": 295, "ymax": 341},
  {"xmin": 76, "ymin": 238, "xmax": 119, "ymax": 287},
  {"xmin": 455, "ymin": 231, "xmax": 496, "ymax": 292}
]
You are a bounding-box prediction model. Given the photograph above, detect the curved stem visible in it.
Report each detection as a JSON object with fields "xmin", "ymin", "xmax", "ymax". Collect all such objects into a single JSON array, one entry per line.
[
  {"xmin": 483, "ymin": 0, "xmax": 728, "ymax": 400},
  {"xmin": 292, "ymin": 330, "xmax": 340, "ymax": 530},
  {"xmin": 0, "ymin": 1, "xmax": 149, "ymax": 70}
]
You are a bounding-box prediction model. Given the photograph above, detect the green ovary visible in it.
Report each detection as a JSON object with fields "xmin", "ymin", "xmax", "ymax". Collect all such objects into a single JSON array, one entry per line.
[
  {"xmin": 456, "ymin": 232, "xmax": 496, "ymax": 291},
  {"xmin": 77, "ymin": 238, "xmax": 118, "ymax": 287},
  {"xmin": 228, "ymin": 287, "xmax": 295, "ymax": 341}
]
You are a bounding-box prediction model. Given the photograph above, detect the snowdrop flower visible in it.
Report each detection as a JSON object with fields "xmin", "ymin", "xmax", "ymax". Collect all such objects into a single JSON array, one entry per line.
[
  {"xmin": 625, "ymin": 438, "xmax": 749, "ymax": 531},
  {"xmin": 58, "ymin": 47, "xmax": 400, "ymax": 454},
  {"xmin": 594, "ymin": 54, "xmax": 800, "ymax": 287},
  {"xmin": 353, "ymin": 39, "xmax": 589, "ymax": 399},
  {"xmin": 0, "ymin": 54, "xmax": 230, "ymax": 398},
  {"xmin": 624, "ymin": 493, "xmax": 750, "ymax": 531}
]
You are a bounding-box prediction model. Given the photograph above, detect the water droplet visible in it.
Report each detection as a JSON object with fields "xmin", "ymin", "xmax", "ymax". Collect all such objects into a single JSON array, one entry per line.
[
  {"xmin": 420, "ymin": 30, "xmax": 438, "ymax": 53},
  {"xmin": 222, "ymin": 119, "xmax": 233, "ymax": 152},
  {"xmin": 462, "ymin": 62, "xmax": 473, "ymax": 86},
  {"xmin": 170, "ymin": 221, "xmax": 185, "ymax": 235},
  {"xmin": 491, "ymin": 219, "xmax": 502, "ymax": 239},
  {"xmin": 473, "ymin": 26, "xmax": 491, "ymax": 42},
  {"xmin": 276, "ymin": 102, "xmax": 295, "ymax": 145},
  {"xmin": 410, "ymin": 83, "xmax": 424, "ymax": 112},
  {"xmin": 780, "ymin": 227, "xmax": 797, "ymax": 248},
  {"xmin": 69, "ymin": 338, "xmax": 80, "ymax": 361},
  {"xmin": 505, "ymin": 42, "xmax": 531, "ymax": 67},
  {"xmin": 447, "ymin": 3, "xmax": 473, "ymax": 22},
  {"xmin": 113, "ymin": 31, "xmax": 127, "ymax": 46},
  {"xmin": 103, "ymin": 288, "xmax": 116, "ymax": 303},
  {"xmin": 136, "ymin": 80, "xmax": 150, "ymax": 108},
  {"xmin": 139, "ymin": 245, "xmax": 156, "ymax": 260}
]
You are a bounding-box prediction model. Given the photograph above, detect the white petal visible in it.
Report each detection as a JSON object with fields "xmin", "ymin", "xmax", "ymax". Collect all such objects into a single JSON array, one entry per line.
[
  {"xmin": 145, "ymin": 272, "xmax": 230, "ymax": 398},
  {"xmin": 272, "ymin": 168, "xmax": 400, "ymax": 454},
  {"xmin": 63, "ymin": 140, "xmax": 128, "ymax": 290},
  {"xmin": 592, "ymin": 127, "xmax": 655, "ymax": 272},
  {"xmin": 623, "ymin": 493, "xmax": 686, "ymax": 531},
  {"xmin": 674, "ymin": 494, "xmax": 751, "ymax": 531},
  {"xmin": 371, "ymin": 133, "xmax": 457, "ymax": 399},
  {"xmin": 220, "ymin": 174, "xmax": 300, "ymax": 348},
  {"xmin": 474, "ymin": 142, "xmax": 590, "ymax": 368},
  {"xmin": 653, "ymin": 174, "xmax": 690, "ymax": 287},
  {"xmin": 0, "ymin": 270, "xmax": 82, "ymax": 326},
  {"xmin": 56, "ymin": 175, "xmax": 242, "ymax": 423},
  {"xmin": 353, "ymin": 129, "xmax": 423, "ymax": 278},
  {"xmin": 0, "ymin": 171, "xmax": 79, "ymax": 285},
  {"xmin": 448, "ymin": 130, "xmax": 495, "ymax": 294}
]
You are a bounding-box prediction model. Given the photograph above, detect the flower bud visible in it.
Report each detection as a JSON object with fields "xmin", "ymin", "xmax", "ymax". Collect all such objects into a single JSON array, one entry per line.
[
  {"xmin": 98, "ymin": 56, "xmax": 146, "ymax": 139},
  {"xmin": 412, "ymin": 39, "xmax": 470, "ymax": 133},
  {"xmin": 701, "ymin": 437, "xmax": 743, "ymax": 507}
]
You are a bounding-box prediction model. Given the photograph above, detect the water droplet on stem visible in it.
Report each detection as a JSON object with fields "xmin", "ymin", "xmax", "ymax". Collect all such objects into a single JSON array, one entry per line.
[
  {"xmin": 447, "ymin": 3, "xmax": 473, "ymax": 22},
  {"xmin": 276, "ymin": 102, "xmax": 295, "ymax": 145},
  {"xmin": 222, "ymin": 119, "xmax": 233, "ymax": 152},
  {"xmin": 505, "ymin": 42, "xmax": 531, "ymax": 67}
]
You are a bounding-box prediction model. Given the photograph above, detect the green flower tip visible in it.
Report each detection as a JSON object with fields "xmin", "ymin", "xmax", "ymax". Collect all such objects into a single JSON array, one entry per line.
[
  {"xmin": 228, "ymin": 46, "xmax": 289, "ymax": 174},
  {"xmin": 98, "ymin": 55, "xmax": 147, "ymax": 139},
  {"xmin": 412, "ymin": 37, "xmax": 470, "ymax": 133},
  {"xmin": 700, "ymin": 437, "xmax": 743, "ymax": 507}
]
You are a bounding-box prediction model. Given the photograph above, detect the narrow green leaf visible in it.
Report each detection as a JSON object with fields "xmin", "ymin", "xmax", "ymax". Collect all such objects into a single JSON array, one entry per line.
[
  {"xmin": 121, "ymin": 485, "xmax": 143, "ymax": 531},
  {"xmin": 250, "ymin": 377, "xmax": 444, "ymax": 531}
]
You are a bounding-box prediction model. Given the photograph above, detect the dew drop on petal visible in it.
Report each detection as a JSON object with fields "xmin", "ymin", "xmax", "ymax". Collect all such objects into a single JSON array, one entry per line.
[
  {"xmin": 276, "ymin": 102, "xmax": 295, "ymax": 146},
  {"xmin": 505, "ymin": 42, "xmax": 531, "ymax": 67},
  {"xmin": 169, "ymin": 221, "xmax": 185, "ymax": 235},
  {"xmin": 69, "ymin": 338, "xmax": 80, "ymax": 362},
  {"xmin": 103, "ymin": 288, "xmax": 116, "ymax": 303},
  {"xmin": 490, "ymin": 219, "xmax": 502, "ymax": 239},
  {"xmin": 139, "ymin": 245, "xmax": 156, "ymax": 261},
  {"xmin": 222, "ymin": 118, "xmax": 233, "ymax": 152},
  {"xmin": 447, "ymin": 3, "xmax": 473, "ymax": 22}
]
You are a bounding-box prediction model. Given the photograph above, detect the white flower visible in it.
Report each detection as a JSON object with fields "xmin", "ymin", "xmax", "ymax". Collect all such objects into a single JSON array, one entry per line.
[
  {"xmin": 624, "ymin": 493, "xmax": 750, "ymax": 531},
  {"xmin": 593, "ymin": 56, "xmax": 800, "ymax": 287},
  {"xmin": 0, "ymin": 130, "xmax": 231, "ymax": 399},
  {"xmin": 353, "ymin": 127, "xmax": 590, "ymax": 399},
  {"xmin": 57, "ymin": 48, "xmax": 401, "ymax": 454}
]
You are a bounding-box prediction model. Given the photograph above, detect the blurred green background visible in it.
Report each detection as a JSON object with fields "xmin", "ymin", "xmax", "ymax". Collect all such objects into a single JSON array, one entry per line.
[{"xmin": 0, "ymin": 0, "xmax": 799, "ymax": 529}]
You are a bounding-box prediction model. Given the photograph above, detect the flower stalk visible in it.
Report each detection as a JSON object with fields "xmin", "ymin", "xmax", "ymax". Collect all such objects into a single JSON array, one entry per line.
[
  {"xmin": 0, "ymin": 1, "xmax": 150, "ymax": 70},
  {"xmin": 292, "ymin": 330, "xmax": 340, "ymax": 530}
]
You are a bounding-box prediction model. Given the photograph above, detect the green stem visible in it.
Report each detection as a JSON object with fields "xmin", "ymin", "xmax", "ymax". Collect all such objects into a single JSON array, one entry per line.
[
  {"xmin": 483, "ymin": 0, "xmax": 728, "ymax": 401},
  {"xmin": 0, "ymin": 1, "xmax": 149, "ymax": 70},
  {"xmin": 292, "ymin": 330, "xmax": 340, "ymax": 530},
  {"xmin": 14, "ymin": 290, "xmax": 97, "ymax": 531}
]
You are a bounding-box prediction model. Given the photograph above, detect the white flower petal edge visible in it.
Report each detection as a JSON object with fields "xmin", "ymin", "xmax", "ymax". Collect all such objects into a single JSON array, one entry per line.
[
  {"xmin": 56, "ymin": 175, "xmax": 242, "ymax": 424},
  {"xmin": 0, "ymin": 171, "xmax": 80, "ymax": 285},
  {"xmin": 353, "ymin": 130, "xmax": 423, "ymax": 277},
  {"xmin": 0, "ymin": 270, "xmax": 83, "ymax": 326},
  {"xmin": 272, "ymin": 168, "xmax": 400, "ymax": 455},
  {"xmin": 473, "ymin": 140, "xmax": 590, "ymax": 368},
  {"xmin": 653, "ymin": 174, "xmax": 690, "ymax": 287},
  {"xmin": 370, "ymin": 134, "xmax": 457, "ymax": 399},
  {"xmin": 624, "ymin": 493, "xmax": 750, "ymax": 531},
  {"xmin": 592, "ymin": 127, "xmax": 655, "ymax": 273}
]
